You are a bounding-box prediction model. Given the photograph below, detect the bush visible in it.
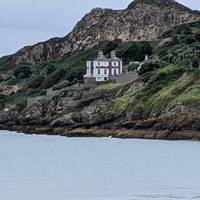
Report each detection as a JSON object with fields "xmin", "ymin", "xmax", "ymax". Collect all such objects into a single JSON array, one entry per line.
[
  {"xmin": 42, "ymin": 68, "xmax": 67, "ymax": 89},
  {"xmin": 0, "ymin": 75, "xmax": 4, "ymax": 82},
  {"xmin": 26, "ymin": 88, "xmax": 39, "ymax": 96},
  {"xmin": 45, "ymin": 64, "xmax": 56, "ymax": 75},
  {"xmin": 52, "ymin": 80, "xmax": 70, "ymax": 91},
  {"xmin": 191, "ymin": 57, "xmax": 199, "ymax": 68},
  {"xmin": 0, "ymin": 95, "xmax": 5, "ymax": 110},
  {"xmin": 14, "ymin": 66, "xmax": 32, "ymax": 79},
  {"xmin": 16, "ymin": 99, "xmax": 27, "ymax": 112},
  {"xmin": 28, "ymin": 75, "xmax": 44, "ymax": 89},
  {"xmin": 6, "ymin": 78, "xmax": 19, "ymax": 85},
  {"xmin": 117, "ymin": 41, "xmax": 152, "ymax": 64},
  {"xmin": 177, "ymin": 24, "xmax": 192, "ymax": 35},
  {"xmin": 195, "ymin": 34, "xmax": 200, "ymax": 42},
  {"xmin": 138, "ymin": 60, "xmax": 162, "ymax": 75},
  {"xmin": 128, "ymin": 63, "xmax": 139, "ymax": 71},
  {"xmin": 38, "ymin": 90, "xmax": 47, "ymax": 96}
]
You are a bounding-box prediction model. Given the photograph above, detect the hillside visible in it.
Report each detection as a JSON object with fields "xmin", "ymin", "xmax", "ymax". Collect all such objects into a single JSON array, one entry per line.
[
  {"xmin": 0, "ymin": 0, "xmax": 199, "ymax": 66},
  {"xmin": 0, "ymin": 20, "xmax": 200, "ymax": 139}
]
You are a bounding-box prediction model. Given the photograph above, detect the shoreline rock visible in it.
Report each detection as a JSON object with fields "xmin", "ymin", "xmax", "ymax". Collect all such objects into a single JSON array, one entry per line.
[{"xmin": 1, "ymin": 125, "xmax": 200, "ymax": 141}]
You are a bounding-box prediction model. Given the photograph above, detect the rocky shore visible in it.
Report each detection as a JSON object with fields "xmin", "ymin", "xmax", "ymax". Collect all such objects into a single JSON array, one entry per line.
[
  {"xmin": 1, "ymin": 81, "xmax": 200, "ymax": 141},
  {"xmin": 1, "ymin": 124, "xmax": 200, "ymax": 141}
]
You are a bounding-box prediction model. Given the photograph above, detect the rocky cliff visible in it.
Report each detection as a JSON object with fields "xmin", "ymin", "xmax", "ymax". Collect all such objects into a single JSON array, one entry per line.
[{"xmin": 8, "ymin": 0, "xmax": 200, "ymax": 65}]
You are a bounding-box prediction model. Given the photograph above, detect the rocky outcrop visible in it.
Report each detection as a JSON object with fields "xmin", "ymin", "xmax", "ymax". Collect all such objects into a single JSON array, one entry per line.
[
  {"xmin": 8, "ymin": 0, "xmax": 200, "ymax": 65},
  {"xmin": 1, "ymin": 80, "xmax": 200, "ymax": 140}
]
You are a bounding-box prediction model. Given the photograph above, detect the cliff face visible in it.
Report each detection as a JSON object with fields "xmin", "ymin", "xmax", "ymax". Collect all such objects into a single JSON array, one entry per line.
[{"xmin": 9, "ymin": 0, "xmax": 200, "ymax": 65}]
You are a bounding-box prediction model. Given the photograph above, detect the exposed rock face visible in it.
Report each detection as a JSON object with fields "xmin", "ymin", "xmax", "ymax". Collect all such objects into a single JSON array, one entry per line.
[{"xmin": 10, "ymin": 0, "xmax": 200, "ymax": 65}]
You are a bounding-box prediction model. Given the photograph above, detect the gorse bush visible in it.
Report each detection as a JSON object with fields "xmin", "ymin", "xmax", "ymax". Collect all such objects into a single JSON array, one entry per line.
[
  {"xmin": 42, "ymin": 68, "xmax": 67, "ymax": 89},
  {"xmin": 14, "ymin": 66, "xmax": 32, "ymax": 79}
]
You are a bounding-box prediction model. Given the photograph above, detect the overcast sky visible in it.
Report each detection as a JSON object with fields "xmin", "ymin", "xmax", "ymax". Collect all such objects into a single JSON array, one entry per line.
[{"xmin": 0, "ymin": 0, "xmax": 199, "ymax": 57}]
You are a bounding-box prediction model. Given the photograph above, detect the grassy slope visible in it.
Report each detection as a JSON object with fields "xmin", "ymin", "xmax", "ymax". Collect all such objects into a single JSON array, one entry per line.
[{"xmin": 111, "ymin": 21, "xmax": 200, "ymax": 120}]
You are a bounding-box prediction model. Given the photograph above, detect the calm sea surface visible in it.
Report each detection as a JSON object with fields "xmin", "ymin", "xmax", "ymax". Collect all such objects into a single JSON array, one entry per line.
[{"xmin": 0, "ymin": 130, "xmax": 200, "ymax": 200}]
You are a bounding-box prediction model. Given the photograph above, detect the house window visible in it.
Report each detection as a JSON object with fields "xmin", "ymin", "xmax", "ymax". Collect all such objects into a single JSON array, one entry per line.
[
  {"xmin": 98, "ymin": 69, "xmax": 101, "ymax": 75},
  {"xmin": 104, "ymin": 77, "xmax": 108, "ymax": 81},
  {"xmin": 104, "ymin": 69, "xmax": 107, "ymax": 75},
  {"xmin": 114, "ymin": 69, "xmax": 117, "ymax": 75},
  {"xmin": 97, "ymin": 62, "xmax": 101, "ymax": 66},
  {"xmin": 112, "ymin": 61, "xmax": 118, "ymax": 66}
]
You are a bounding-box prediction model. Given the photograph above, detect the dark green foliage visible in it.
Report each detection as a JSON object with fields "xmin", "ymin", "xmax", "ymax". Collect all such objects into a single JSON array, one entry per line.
[
  {"xmin": 191, "ymin": 56, "xmax": 199, "ymax": 68},
  {"xmin": 0, "ymin": 75, "xmax": 4, "ymax": 83},
  {"xmin": 26, "ymin": 88, "xmax": 38, "ymax": 96},
  {"xmin": 14, "ymin": 66, "xmax": 32, "ymax": 79},
  {"xmin": 5, "ymin": 89, "xmax": 28, "ymax": 108},
  {"xmin": 176, "ymin": 24, "xmax": 192, "ymax": 35},
  {"xmin": 117, "ymin": 41, "xmax": 152, "ymax": 64},
  {"xmin": 138, "ymin": 59, "xmax": 165, "ymax": 75},
  {"xmin": 53, "ymin": 80, "xmax": 70, "ymax": 91},
  {"xmin": 195, "ymin": 34, "xmax": 200, "ymax": 42},
  {"xmin": 128, "ymin": 63, "xmax": 139, "ymax": 71},
  {"xmin": 42, "ymin": 68, "xmax": 67, "ymax": 89},
  {"xmin": 28, "ymin": 75, "xmax": 44, "ymax": 89},
  {"xmin": 99, "ymin": 40, "xmax": 121, "ymax": 55},
  {"xmin": 6, "ymin": 78, "xmax": 19, "ymax": 85},
  {"xmin": 45, "ymin": 64, "xmax": 56, "ymax": 75},
  {"xmin": 0, "ymin": 95, "xmax": 5, "ymax": 110},
  {"xmin": 38, "ymin": 90, "xmax": 47, "ymax": 96},
  {"xmin": 16, "ymin": 99, "xmax": 27, "ymax": 112}
]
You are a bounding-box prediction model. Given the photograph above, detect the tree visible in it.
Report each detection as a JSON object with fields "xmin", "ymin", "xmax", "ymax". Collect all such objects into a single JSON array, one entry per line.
[
  {"xmin": 14, "ymin": 66, "xmax": 32, "ymax": 79},
  {"xmin": 191, "ymin": 56, "xmax": 199, "ymax": 69}
]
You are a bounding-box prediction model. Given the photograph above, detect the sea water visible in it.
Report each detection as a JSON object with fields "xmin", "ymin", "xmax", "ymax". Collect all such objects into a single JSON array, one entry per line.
[{"xmin": 0, "ymin": 130, "xmax": 200, "ymax": 200}]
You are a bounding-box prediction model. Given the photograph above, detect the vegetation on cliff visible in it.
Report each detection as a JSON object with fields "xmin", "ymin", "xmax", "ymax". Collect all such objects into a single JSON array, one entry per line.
[
  {"xmin": 111, "ymin": 21, "xmax": 200, "ymax": 122},
  {"xmin": 0, "ymin": 17, "xmax": 200, "ymax": 132}
]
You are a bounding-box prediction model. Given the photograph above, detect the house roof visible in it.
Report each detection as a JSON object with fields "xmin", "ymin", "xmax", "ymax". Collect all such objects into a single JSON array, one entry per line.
[{"xmin": 95, "ymin": 57, "xmax": 110, "ymax": 61}]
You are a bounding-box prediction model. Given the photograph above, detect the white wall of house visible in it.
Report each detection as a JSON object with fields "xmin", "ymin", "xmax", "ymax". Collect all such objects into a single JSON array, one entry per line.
[
  {"xmin": 95, "ymin": 61, "xmax": 109, "ymax": 67},
  {"xmin": 120, "ymin": 61, "xmax": 123, "ymax": 74},
  {"xmin": 94, "ymin": 68, "xmax": 109, "ymax": 82},
  {"xmin": 86, "ymin": 61, "xmax": 93, "ymax": 77}
]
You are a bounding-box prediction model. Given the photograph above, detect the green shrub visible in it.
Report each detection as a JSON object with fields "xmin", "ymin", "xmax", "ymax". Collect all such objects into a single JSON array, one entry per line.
[
  {"xmin": 28, "ymin": 75, "xmax": 44, "ymax": 89},
  {"xmin": 42, "ymin": 68, "xmax": 67, "ymax": 89},
  {"xmin": 6, "ymin": 78, "xmax": 19, "ymax": 85},
  {"xmin": 191, "ymin": 56, "xmax": 199, "ymax": 68},
  {"xmin": 14, "ymin": 66, "xmax": 32, "ymax": 79},
  {"xmin": 0, "ymin": 95, "xmax": 5, "ymax": 110},
  {"xmin": 138, "ymin": 59, "xmax": 163, "ymax": 75},
  {"xmin": 38, "ymin": 90, "xmax": 47, "ymax": 96},
  {"xmin": 117, "ymin": 41, "xmax": 152, "ymax": 64},
  {"xmin": 52, "ymin": 80, "xmax": 70, "ymax": 91},
  {"xmin": 128, "ymin": 63, "xmax": 139, "ymax": 71},
  {"xmin": 16, "ymin": 99, "xmax": 27, "ymax": 112}
]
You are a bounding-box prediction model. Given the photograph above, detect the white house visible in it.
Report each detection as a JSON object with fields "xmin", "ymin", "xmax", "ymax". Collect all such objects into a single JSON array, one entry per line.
[{"xmin": 84, "ymin": 51, "xmax": 123, "ymax": 84}]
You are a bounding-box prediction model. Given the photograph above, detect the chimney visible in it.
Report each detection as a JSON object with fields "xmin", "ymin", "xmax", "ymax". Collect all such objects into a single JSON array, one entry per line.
[
  {"xmin": 111, "ymin": 51, "xmax": 117, "ymax": 59},
  {"xmin": 98, "ymin": 51, "xmax": 104, "ymax": 58}
]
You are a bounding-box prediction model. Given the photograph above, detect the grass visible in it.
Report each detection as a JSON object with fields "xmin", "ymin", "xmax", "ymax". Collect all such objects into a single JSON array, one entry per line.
[
  {"xmin": 111, "ymin": 94, "xmax": 132, "ymax": 113},
  {"xmin": 5, "ymin": 90, "xmax": 28, "ymax": 108},
  {"xmin": 96, "ymin": 83, "xmax": 124, "ymax": 90}
]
